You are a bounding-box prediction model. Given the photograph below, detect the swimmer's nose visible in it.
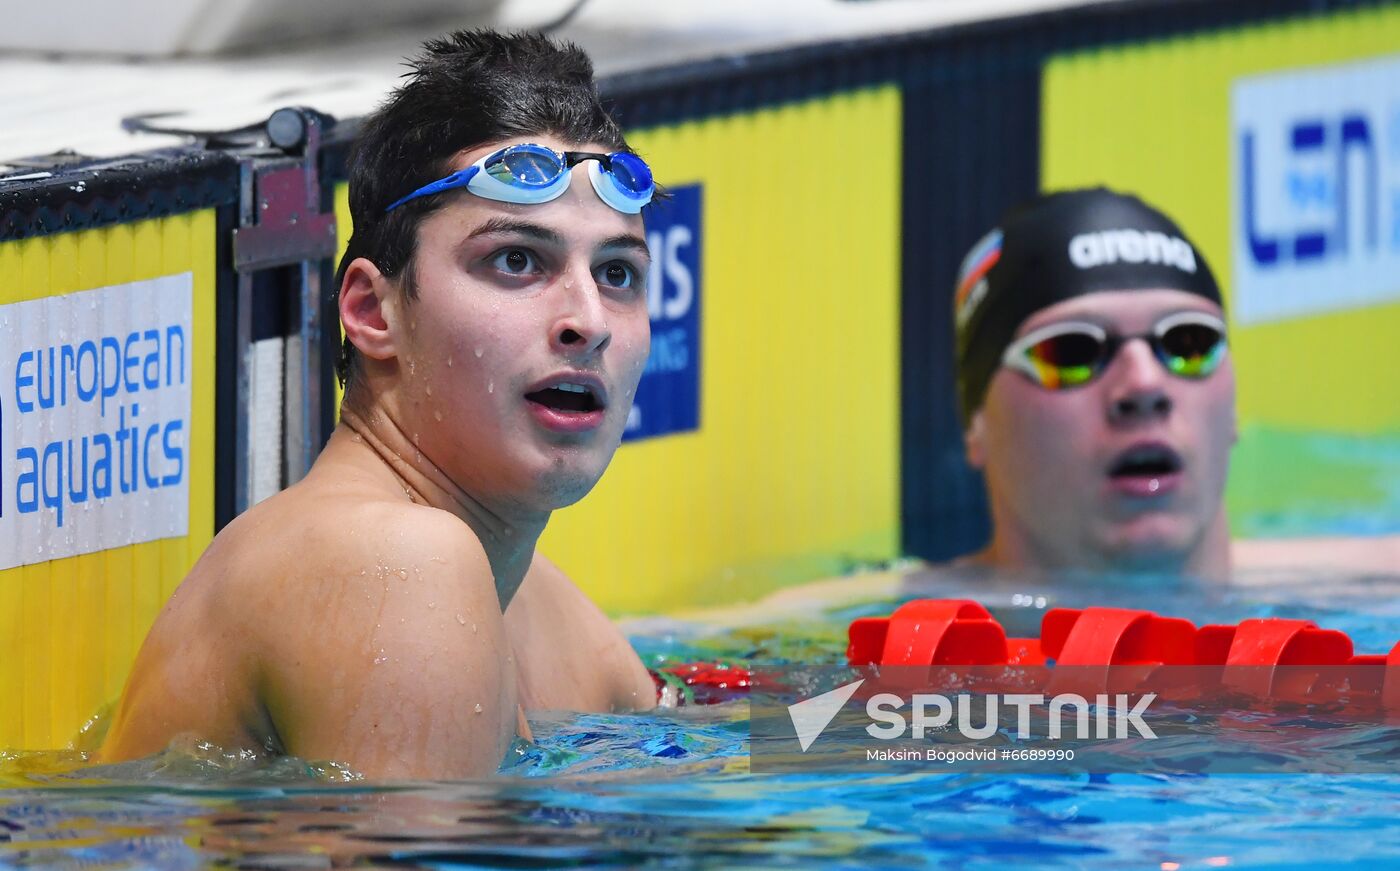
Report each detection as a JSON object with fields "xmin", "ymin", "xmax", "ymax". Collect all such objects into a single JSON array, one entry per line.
[
  {"xmin": 1109, "ymin": 390, "xmax": 1172, "ymax": 424},
  {"xmin": 1105, "ymin": 338, "xmax": 1172, "ymax": 425},
  {"xmin": 552, "ymin": 271, "xmax": 611, "ymax": 356}
]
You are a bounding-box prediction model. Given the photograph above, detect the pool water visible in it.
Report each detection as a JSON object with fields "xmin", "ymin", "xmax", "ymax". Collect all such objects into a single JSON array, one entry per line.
[{"xmin": 3, "ymin": 567, "xmax": 1400, "ymax": 868}]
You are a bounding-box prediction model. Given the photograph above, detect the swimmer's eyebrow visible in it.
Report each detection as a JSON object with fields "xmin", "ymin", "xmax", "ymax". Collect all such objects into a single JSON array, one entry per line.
[
  {"xmin": 466, "ymin": 217, "xmax": 564, "ymax": 246},
  {"xmin": 463, "ymin": 220, "xmax": 648, "ymax": 261},
  {"xmin": 597, "ymin": 233, "xmax": 651, "ymax": 260}
]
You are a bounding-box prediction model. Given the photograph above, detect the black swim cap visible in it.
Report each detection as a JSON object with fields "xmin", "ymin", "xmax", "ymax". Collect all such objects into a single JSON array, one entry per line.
[{"xmin": 952, "ymin": 188, "xmax": 1222, "ymax": 424}]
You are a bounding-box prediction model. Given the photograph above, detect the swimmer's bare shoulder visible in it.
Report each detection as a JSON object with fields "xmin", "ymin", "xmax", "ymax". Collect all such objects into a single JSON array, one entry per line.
[
  {"xmin": 506, "ymin": 553, "xmax": 656, "ymax": 713},
  {"xmin": 102, "ymin": 462, "xmax": 517, "ymax": 778},
  {"xmin": 1231, "ymin": 534, "xmax": 1400, "ymax": 580}
]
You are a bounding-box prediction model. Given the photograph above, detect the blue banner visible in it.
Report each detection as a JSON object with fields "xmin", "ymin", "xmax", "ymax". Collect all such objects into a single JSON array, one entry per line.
[{"xmin": 625, "ymin": 183, "xmax": 702, "ymax": 441}]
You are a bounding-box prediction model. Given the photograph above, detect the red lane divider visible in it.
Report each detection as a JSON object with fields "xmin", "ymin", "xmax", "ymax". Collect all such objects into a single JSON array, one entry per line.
[
  {"xmin": 1042, "ymin": 608, "xmax": 1197, "ymax": 666},
  {"xmin": 651, "ymin": 600, "xmax": 1398, "ymax": 706},
  {"xmin": 848, "ymin": 599, "xmax": 1008, "ymax": 666},
  {"xmin": 652, "ymin": 662, "xmax": 755, "ymax": 706},
  {"xmin": 1388, "ymin": 642, "xmax": 1400, "ymax": 708},
  {"xmin": 847, "ymin": 599, "xmax": 1400, "ymax": 706},
  {"xmin": 1039, "ymin": 607, "xmax": 1197, "ymax": 697},
  {"xmin": 1198, "ymin": 618, "xmax": 1355, "ymax": 699},
  {"xmin": 1197, "ymin": 619, "xmax": 1353, "ymax": 666}
]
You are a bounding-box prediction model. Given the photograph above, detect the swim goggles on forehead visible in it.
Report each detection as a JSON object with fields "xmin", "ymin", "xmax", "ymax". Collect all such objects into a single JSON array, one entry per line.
[
  {"xmin": 384, "ymin": 142, "xmax": 654, "ymax": 214},
  {"xmin": 1001, "ymin": 311, "xmax": 1228, "ymax": 390}
]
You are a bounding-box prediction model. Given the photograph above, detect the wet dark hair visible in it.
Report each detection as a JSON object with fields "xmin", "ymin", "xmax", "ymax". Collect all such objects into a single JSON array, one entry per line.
[{"xmin": 335, "ymin": 29, "xmax": 631, "ymax": 388}]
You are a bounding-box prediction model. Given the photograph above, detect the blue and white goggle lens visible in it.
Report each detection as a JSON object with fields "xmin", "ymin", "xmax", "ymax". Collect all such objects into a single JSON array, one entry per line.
[
  {"xmin": 597, "ymin": 151, "xmax": 652, "ymax": 202},
  {"xmin": 482, "ymin": 146, "xmax": 562, "ymax": 188},
  {"xmin": 387, "ymin": 143, "xmax": 654, "ymax": 214}
]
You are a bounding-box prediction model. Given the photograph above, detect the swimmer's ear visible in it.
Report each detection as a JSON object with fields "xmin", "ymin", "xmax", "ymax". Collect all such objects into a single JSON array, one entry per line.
[
  {"xmin": 340, "ymin": 257, "xmax": 398, "ymax": 361},
  {"xmin": 964, "ymin": 411, "xmax": 988, "ymax": 469}
]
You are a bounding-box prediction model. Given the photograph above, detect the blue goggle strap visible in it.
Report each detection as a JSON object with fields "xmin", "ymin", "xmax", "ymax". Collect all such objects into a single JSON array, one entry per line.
[{"xmin": 385, "ymin": 165, "xmax": 481, "ymax": 212}]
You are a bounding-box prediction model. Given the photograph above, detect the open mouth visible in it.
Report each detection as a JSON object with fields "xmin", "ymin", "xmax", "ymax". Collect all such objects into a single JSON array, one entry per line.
[
  {"xmin": 524, "ymin": 382, "xmax": 603, "ymax": 414},
  {"xmin": 1108, "ymin": 444, "xmax": 1183, "ymax": 479}
]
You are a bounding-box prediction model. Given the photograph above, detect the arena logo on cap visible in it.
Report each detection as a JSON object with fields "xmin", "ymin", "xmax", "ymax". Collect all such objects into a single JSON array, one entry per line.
[{"xmin": 1068, "ymin": 229, "xmax": 1197, "ymax": 273}]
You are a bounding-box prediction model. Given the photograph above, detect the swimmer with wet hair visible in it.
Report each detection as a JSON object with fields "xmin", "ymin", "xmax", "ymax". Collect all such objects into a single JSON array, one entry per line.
[
  {"xmin": 101, "ymin": 30, "xmax": 658, "ymax": 778},
  {"xmin": 951, "ymin": 187, "xmax": 1400, "ymax": 578}
]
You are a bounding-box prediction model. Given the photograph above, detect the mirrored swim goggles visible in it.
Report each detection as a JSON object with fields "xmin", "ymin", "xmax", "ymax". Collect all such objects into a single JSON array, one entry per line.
[
  {"xmin": 385, "ymin": 143, "xmax": 654, "ymax": 214},
  {"xmin": 1001, "ymin": 310, "xmax": 1228, "ymax": 390}
]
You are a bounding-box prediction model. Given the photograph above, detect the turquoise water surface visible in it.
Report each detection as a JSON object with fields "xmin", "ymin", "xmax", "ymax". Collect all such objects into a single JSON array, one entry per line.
[{"xmin": 3, "ymin": 565, "xmax": 1399, "ymax": 868}]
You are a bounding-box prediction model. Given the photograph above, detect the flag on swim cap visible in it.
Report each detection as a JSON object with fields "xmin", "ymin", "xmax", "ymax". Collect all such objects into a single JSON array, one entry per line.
[{"xmin": 953, "ymin": 187, "xmax": 1222, "ymax": 423}]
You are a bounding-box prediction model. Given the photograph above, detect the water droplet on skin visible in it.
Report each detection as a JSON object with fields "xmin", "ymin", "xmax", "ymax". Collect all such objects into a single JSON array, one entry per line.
[
  {"xmin": 447, "ymin": 356, "xmax": 453, "ymax": 367},
  {"xmin": 433, "ymin": 410, "xmax": 443, "ymax": 421},
  {"xmin": 474, "ymin": 347, "xmax": 483, "ymax": 358},
  {"xmin": 426, "ymin": 384, "xmax": 433, "ymax": 396},
  {"xmin": 374, "ymin": 650, "xmax": 388, "ymax": 665},
  {"xmin": 413, "ymin": 432, "xmax": 420, "ymax": 445},
  {"xmin": 395, "ymin": 568, "xmax": 408, "ymax": 580},
  {"xmin": 456, "ymin": 614, "xmax": 467, "ymax": 625},
  {"xmin": 428, "ymin": 601, "xmax": 436, "ymax": 609},
  {"xmin": 1148, "ymin": 478, "xmax": 1161, "ymax": 493},
  {"xmin": 409, "ymin": 360, "xmax": 416, "ymax": 375},
  {"xmin": 474, "ymin": 703, "xmax": 484, "ymax": 714},
  {"xmin": 487, "ymin": 381, "xmax": 494, "ymax": 394}
]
